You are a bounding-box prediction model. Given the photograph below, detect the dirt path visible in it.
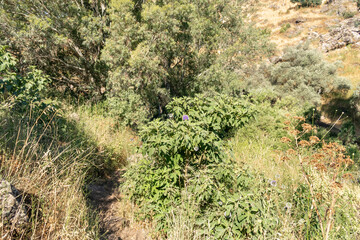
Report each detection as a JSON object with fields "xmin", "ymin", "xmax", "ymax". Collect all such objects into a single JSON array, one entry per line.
[{"xmin": 87, "ymin": 170, "xmax": 148, "ymax": 240}]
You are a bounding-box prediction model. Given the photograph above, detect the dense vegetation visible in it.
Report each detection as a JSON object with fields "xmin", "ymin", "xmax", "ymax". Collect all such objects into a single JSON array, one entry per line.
[
  {"xmin": 290, "ymin": 0, "xmax": 322, "ymax": 7},
  {"xmin": 1, "ymin": 0, "xmax": 360, "ymax": 239}
]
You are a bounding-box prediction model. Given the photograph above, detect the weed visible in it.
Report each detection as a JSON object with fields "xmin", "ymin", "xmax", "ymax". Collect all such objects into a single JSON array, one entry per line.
[
  {"xmin": 280, "ymin": 23, "xmax": 291, "ymax": 33},
  {"xmin": 342, "ymin": 12, "xmax": 356, "ymax": 19},
  {"xmin": 281, "ymin": 115, "xmax": 355, "ymax": 239}
]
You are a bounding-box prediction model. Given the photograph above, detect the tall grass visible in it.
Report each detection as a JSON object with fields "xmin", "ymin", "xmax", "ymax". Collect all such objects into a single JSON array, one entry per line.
[
  {"xmin": 64, "ymin": 104, "xmax": 138, "ymax": 167},
  {"xmin": 230, "ymin": 101, "xmax": 360, "ymax": 239},
  {"xmin": 0, "ymin": 106, "xmax": 103, "ymax": 239},
  {"xmin": 327, "ymin": 46, "xmax": 360, "ymax": 96},
  {"xmin": 0, "ymin": 101, "xmax": 140, "ymax": 239}
]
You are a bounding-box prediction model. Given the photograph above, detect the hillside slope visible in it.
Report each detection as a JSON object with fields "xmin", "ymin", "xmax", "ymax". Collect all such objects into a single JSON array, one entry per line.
[{"xmin": 246, "ymin": 0, "xmax": 360, "ymax": 89}]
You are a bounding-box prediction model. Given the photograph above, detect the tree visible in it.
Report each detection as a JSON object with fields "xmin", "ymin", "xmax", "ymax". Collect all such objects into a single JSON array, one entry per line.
[
  {"xmin": 102, "ymin": 0, "xmax": 273, "ymax": 125},
  {"xmin": 0, "ymin": 0, "xmax": 109, "ymax": 98},
  {"xmin": 247, "ymin": 43, "xmax": 351, "ymax": 105}
]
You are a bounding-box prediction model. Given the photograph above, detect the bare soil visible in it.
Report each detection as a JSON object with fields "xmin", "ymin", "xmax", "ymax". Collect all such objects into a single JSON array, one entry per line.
[{"xmin": 87, "ymin": 170, "xmax": 149, "ymax": 240}]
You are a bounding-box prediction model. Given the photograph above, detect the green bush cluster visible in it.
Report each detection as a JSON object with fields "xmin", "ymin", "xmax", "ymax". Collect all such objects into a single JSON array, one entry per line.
[
  {"xmin": 123, "ymin": 95, "xmax": 284, "ymax": 238},
  {"xmin": 280, "ymin": 23, "xmax": 291, "ymax": 33},
  {"xmin": 247, "ymin": 43, "xmax": 351, "ymax": 105},
  {"xmin": 102, "ymin": 0, "xmax": 273, "ymax": 124},
  {"xmin": 0, "ymin": 0, "xmax": 108, "ymax": 98},
  {"xmin": 0, "ymin": 46, "xmax": 56, "ymax": 114},
  {"xmin": 342, "ymin": 11, "xmax": 356, "ymax": 19},
  {"xmin": 290, "ymin": 0, "xmax": 322, "ymax": 7}
]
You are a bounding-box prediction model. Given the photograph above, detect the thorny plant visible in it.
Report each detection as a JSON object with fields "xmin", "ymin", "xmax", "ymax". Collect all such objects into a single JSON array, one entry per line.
[{"xmin": 280, "ymin": 115, "xmax": 354, "ymax": 240}]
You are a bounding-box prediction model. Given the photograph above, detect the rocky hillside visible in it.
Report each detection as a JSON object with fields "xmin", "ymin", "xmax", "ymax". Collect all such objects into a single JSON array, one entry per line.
[{"xmin": 247, "ymin": 0, "xmax": 359, "ymax": 87}]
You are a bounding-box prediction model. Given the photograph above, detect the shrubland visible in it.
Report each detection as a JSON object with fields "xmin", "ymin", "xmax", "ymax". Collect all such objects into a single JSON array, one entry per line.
[
  {"xmin": 122, "ymin": 94, "xmax": 360, "ymax": 239},
  {"xmin": 101, "ymin": 0, "xmax": 273, "ymax": 127},
  {"xmin": 0, "ymin": 0, "xmax": 109, "ymax": 98},
  {"xmin": 0, "ymin": 46, "xmax": 132, "ymax": 239},
  {"xmin": 246, "ymin": 43, "xmax": 351, "ymax": 105},
  {"xmin": 291, "ymin": 0, "xmax": 322, "ymax": 7},
  {"xmin": 1, "ymin": 0, "xmax": 360, "ymax": 239}
]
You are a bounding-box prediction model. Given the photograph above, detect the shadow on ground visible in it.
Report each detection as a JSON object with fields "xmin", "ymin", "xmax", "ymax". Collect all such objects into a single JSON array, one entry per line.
[{"xmin": 87, "ymin": 170, "xmax": 149, "ymax": 240}]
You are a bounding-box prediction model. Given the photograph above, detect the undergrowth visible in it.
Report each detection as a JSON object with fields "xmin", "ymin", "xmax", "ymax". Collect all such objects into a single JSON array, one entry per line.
[
  {"xmin": 0, "ymin": 102, "xmax": 136, "ymax": 239},
  {"xmin": 122, "ymin": 94, "xmax": 360, "ymax": 239},
  {"xmin": 0, "ymin": 107, "xmax": 100, "ymax": 239}
]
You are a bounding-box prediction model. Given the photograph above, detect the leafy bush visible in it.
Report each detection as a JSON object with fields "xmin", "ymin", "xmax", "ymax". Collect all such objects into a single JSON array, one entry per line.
[
  {"xmin": 102, "ymin": 0, "xmax": 273, "ymax": 120},
  {"xmin": 166, "ymin": 94, "xmax": 256, "ymax": 138},
  {"xmin": 140, "ymin": 119, "xmax": 223, "ymax": 166},
  {"xmin": 248, "ymin": 43, "xmax": 351, "ymax": 105},
  {"xmin": 123, "ymin": 95, "xmax": 282, "ymax": 238},
  {"xmin": 291, "ymin": 0, "xmax": 322, "ymax": 7},
  {"xmin": 193, "ymin": 168, "xmax": 280, "ymax": 238},
  {"xmin": 0, "ymin": 46, "xmax": 53, "ymax": 112},
  {"xmin": 106, "ymin": 89, "xmax": 149, "ymax": 129},
  {"xmin": 342, "ymin": 11, "xmax": 356, "ymax": 19},
  {"xmin": 280, "ymin": 23, "xmax": 291, "ymax": 33},
  {"xmin": 0, "ymin": 0, "xmax": 108, "ymax": 98}
]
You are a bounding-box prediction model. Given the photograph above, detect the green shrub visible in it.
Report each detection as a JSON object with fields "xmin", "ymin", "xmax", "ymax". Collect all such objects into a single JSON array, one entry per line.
[
  {"xmin": 355, "ymin": 19, "xmax": 360, "ymax": 28},
  {"xmin": 248, "ymin": 43, "xmax": 351, "ymax": 105},
  {"xmin": 137, "ymin": 94, "xmax": 255, "ymax": 171},
  {"xmin": 342, "ymin": 11, "xmax": 356, "ymax": 19},
  {"xmin": 280, "ymin": 23, "xmax": 291, "ymax": 33},
  {"xmin": 1, "ymin": 0, "xmax": 108, "ymax": 98},
  {"xmin": 193, "ymin": 169, "xmax": 280, "ymax": 238},
  {"xmin": 106, "ymin": 89, "xmax": 149, "ymax": 129},
  {"xmin": 166, "ymin": 94, "xmax": 256, "ymax": 138},
  {"xmin": 123, "ymin": 95, "xmax": 282, "ymax": 238},
  {"xmin": 102, "ymin": 0, "xmax": 273, "ymax": 120},
  {"xmin": 0, "ymin": 46, "xmax": 53, "ymax": 113},
  {"xmin": 291, "ymin": 0, "xmax": 322, "ymax": 7}
]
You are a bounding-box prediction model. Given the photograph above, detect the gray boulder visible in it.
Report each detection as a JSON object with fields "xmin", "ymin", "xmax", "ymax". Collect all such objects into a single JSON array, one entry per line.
[
  {"xmin": 0, "ymin": 179, "xmax": 28, "ymax": 228},
  {"xmin": 320, "ymin": 18, "xmax": 360, "ymax": 52},
  {"xmin": 321, "ymin": 0, "xmax": 358, "ymax": 16}
]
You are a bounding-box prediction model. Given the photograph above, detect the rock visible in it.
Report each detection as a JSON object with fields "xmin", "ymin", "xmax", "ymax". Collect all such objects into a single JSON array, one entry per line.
[
  {"xmin": 269, "ymin": 4, "xmax": 279, "ymax": 10},
  {"xmin": 320, "ymin": 18, "xmax": 360, "ymax": 52},
  {"xmin": 321, "ymin": 0, "xmax": 358, "ymax": 16},
  {"xmin": 270, "ymin": 56, "xmax": 283, "ymax": 64},
  {"xmin": 320, "ymin": 5, "xmax": 330, "ymax": 13},
  {"xmin": 308, "ymin": 31, "xmax": 320, "ymax": 40},
  {"xmin": 286, "ymin": 26, "xmax": 304, "ymax": 38},
  {"xmin": 0, "ymin": 179, "xmax": 28, "ymax": 228}
]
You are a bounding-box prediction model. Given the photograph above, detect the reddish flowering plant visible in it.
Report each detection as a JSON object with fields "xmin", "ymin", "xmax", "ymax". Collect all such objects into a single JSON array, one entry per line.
[{"xmin": 280, "ymin": 115, "xmax": 354, "ymax": 240}]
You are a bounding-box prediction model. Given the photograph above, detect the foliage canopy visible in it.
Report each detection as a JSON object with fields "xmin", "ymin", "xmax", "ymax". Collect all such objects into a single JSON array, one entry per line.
[
  {"xmin": 102, "ymin": 0, "xmax": 273, "ymax": 123},
  {"xmin": 247, "ymin": 44, "xmax": 351, "ymax": 105},
  {"xmin": 0, "ymin": 0, "xmax": 109, "ymax": 98}
]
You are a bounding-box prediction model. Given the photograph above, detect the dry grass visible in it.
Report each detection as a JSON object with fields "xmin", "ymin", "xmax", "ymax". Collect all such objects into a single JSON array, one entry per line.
[
  {"xmin": 231, "ymin": 111, "xmax": 360, "ymax": 239},
  {"xmin": 231, "ymin": 131, "xmax": 303, "ymax": 191},
  {"xmin": 65, "ymin": 104, "xmax": 139, "ymax": 167},
  {"xmin": 0, "ymin": 112, "xmax": 100, "ymax": 239},
  {"xmin": 0, "ymin": 103, "xmax": 140, "ymax": 239},
  {"xmin": 326, "ymin": 46, "xmax": 360, "ymax": 94},
  {"xmin": 246, "ymin": 0, "xmax": 341, "ymax": 52}
]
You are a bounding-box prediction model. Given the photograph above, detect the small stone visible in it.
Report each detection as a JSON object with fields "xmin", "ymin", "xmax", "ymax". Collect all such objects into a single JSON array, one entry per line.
[{"xmin": 0, "ymin": 179, "xmax": 28, "ymax": 228}]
